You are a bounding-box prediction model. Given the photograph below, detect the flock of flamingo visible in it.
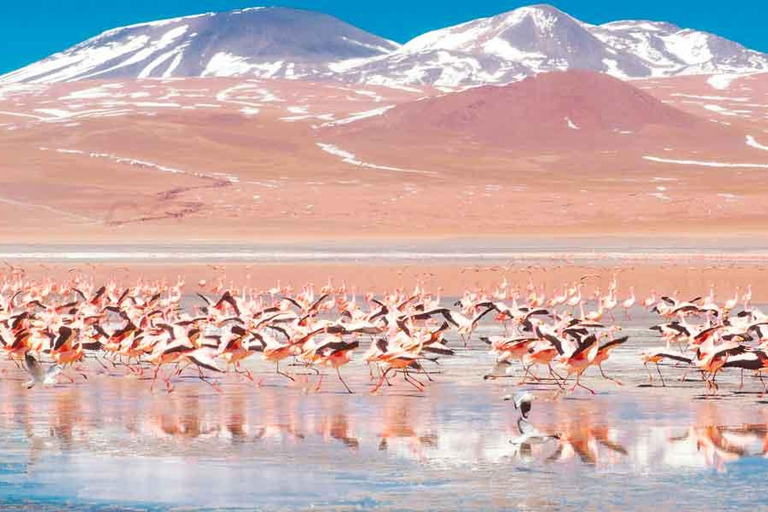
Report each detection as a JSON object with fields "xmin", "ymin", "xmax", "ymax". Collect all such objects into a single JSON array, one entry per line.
[
  {"xmin": 0, "ymin": 270, "xmax": 765, "ymax": 395},
  {"xmin": 641, "ymin": 285, "xmax": 768, "ymax": 392}
]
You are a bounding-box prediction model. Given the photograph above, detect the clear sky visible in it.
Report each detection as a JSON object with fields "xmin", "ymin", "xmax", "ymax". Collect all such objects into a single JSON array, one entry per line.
[{"xmin": 1, "ymin": 1, "xmax": 764, "ymax": 75}]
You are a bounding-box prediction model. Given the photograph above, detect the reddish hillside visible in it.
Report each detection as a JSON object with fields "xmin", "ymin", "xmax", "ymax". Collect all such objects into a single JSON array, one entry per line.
[{"xmin": 330, "ymin": 70, "xmax": 739, "ymax": 150}]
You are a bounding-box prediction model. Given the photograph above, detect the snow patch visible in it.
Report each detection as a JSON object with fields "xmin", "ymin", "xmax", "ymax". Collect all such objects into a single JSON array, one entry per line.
[
  {"xmin": 40, "ymin": 147, "xmax": 240, "ymax": 182},
  {"xmin": 703, "ymin": 104, "xmax": 752, "ymax": 117},
  {"xmin": 717, "ymin": 193, "xmax": 741, "ymax": 202},
  {"xmin": 354, "ymin": 89, "xmax": 385, "ymax": 102},
  {"xmin": 59, "ymin": 86, "xmax": 114, "ymax": 100},
  {"xmin": 132, "ymin": 102, "xmax": 181, "ymax": 108},
  {"xmin": 321, "ymin": 105, "xmax": 395, "ymax": 126},
  {"xmin": 707, "ymin": 74, "xmax": 743, "ymax": 90},
  {"xmin": 746, "ymin": 135, "xmax": 768, "ymax": 152},
  {"xmin": 203, "ymin": 53, "xmax": 287, "ymax": 79},
  {"xmin": 644, "ymin": 156, "xmax": 768, "ymax": 169},
  {"xmin": 316, "ymin": 143, "xmax": 436, "ymax": 175},
  {"xmin": 662, "ymin": 32, "xmax": 713, "ymax": 65},
  {"xmin": 670, "ymin": 93, "xmax": 749, "ymax": 102},
  {"xmin": 287, "ymin": 106, "xmax": 309, "ymax": 114},
  {"xmin": 602, "ymin": 59, "xmax": 629, "ymax": 79}
]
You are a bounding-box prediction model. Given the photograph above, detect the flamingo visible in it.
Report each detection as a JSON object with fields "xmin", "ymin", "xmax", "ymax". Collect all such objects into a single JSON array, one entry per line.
[
  {"xmin": 622, "ymin": 288, "xmax": 636, "ymax": 319},
  {"xmin": 640, "ymin": 348, "xmax": 692, "ymax": 386},
  {"xmin": 643, "ymin": 290, "xmax": 656, "ymax": 309},
  {"xmin": 723, "ymin": 289, "xmax": 740, "ymax": 312}
]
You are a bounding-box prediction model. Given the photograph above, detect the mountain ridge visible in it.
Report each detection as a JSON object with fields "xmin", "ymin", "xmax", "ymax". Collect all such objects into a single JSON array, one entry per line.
[{"xmin": 1, "ymin": 4, "xmax": 766, "ymax": 87}]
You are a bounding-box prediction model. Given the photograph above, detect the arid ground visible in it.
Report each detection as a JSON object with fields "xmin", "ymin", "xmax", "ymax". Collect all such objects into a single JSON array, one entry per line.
[{"xmin": 2, "ymin": 72, "xmax": 768, "ymax": 245}]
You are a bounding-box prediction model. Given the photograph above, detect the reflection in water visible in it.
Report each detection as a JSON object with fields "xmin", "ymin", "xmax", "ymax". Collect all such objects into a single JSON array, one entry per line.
[
  {"xmin": 666, "ymin": 424, "xmax": 768, "ymax": 470},
  {"xmin": 2, "ymin": 379, "xmax": 768, "ymax": 468},
  {"xmin": 0, "ymin": 377, "xmax": 767, "ymax": 509}
]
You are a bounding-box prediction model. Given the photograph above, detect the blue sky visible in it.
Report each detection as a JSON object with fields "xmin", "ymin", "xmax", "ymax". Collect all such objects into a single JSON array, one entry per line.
[{"xmin": 1, "ymin": 1, "xmax": 764, "ymax": 74}]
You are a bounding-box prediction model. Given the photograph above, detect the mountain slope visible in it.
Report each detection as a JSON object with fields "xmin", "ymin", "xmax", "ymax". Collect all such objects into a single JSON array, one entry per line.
[
  {"xmin": 328, "ymin": 70, "xmax": 739, "ymax": 150},
  {"xmin": 0, "ymin": 7, "xmax": 400, "ymax": 84}
]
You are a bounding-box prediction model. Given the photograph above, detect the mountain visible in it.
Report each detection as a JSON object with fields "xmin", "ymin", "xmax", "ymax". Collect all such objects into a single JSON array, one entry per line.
[
  {"xmin": 340, "ymin": 5, "xmax": 768, "ymax": 87},
  {"xmin": 327, "ymin": 70, "xmax": 738, "ymax": 150},
  {"xmin": 0, "ymin": 7, "xmax": 400, "ymax": 83},
  {"xmin": 1, "ymin": 4, "xmax": 767, "ymax": 87}
]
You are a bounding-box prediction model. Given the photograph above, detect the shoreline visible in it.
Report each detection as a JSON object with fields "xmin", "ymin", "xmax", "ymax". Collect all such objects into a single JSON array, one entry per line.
[
  {"xmin": 4, "ymin": 250, "xmax": 768, "ymax": 264},
  {"xmin": 6, "ymin": 259, "xmax": 768, "ymax": 300},
  {"xmin": 6, "ymin": 234, "xmax": 768, "ymax": 261}
]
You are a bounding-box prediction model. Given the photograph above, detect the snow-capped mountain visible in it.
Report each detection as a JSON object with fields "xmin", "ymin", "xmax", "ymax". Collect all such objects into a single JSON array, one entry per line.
[
  {"xmin": 1, "ymin": 4, "xmax": 766, "ymax": 87},
  {"xmin": 0, "ymin": 7, "xmax": 400, "ymax": 84},
  {"xmin": 340, "ymin": 4, "xmax": 768, "ymax": 87}
]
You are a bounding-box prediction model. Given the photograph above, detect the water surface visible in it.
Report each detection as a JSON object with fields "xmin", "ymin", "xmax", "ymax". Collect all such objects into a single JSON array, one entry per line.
[{"xmin": 0, "ymin": 310, "xmax": 767, "ymax": 511}]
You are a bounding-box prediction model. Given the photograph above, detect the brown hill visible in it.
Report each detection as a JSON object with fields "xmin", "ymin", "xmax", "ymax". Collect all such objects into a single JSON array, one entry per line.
[{"xmin": 330, "ymin": 70, "xmax": 739, "ymax": 150}]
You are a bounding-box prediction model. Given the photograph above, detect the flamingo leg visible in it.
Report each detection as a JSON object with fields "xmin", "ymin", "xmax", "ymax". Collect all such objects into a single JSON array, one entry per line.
[
  {"xmin": 403, "ymin": 375, "xmax": 424, "ymax": 391},
  {"xmin": 656, "ymin": 363, "xmax": 666, "ymax": 387},
  {"xmin": 276, "ymin": 361, "xmax": 295, "ymax": 381},
  {"xmin": 572, "ymin": 372, "xmax": 595, "ymax": 395},
  {"xmin": 644, "ymin": 362, "xmax": 654, "ymax": 382},
  {"xmin": 599, "ymin": 364, "xmax": 622, "ymax": 386},
  {"xmin": 175, "ymin": 362, "xmax": 191, "ymax": 377},
  {"xmin": 524, "ymin": 365, "xmax": 541, "ymax": 382},
  {"xmin": 548, "ymin": 365, "xmax": 565, "ymax": 390},
  {"xmin": 336, "ymin": 367, "xmax": 353, "ymax": 394},
  {"xmin": 549, "ymin": 365, "xmax": 565, "ymax": 381},
  {"xmin": 383, "ymin": 366, "xmax": 393, "ymax": 387},
  {"xmin": 232, "ymin": 362, "xmax": 254, "ymax": 382},
  {"xmin": 412, "ymin": 360, "xmax": 434, "ymax": 382},
  {"xmin": 405, "ymin": 370, "xmax": 425, "ymax": 389},
  {"xmin": 150, "ymin": 364, "xmax": 162, "ymax": 392},
  {"xmin": 288, "ymin": 361, "xmax": 319, "ymax": 374},
  {"xmin": 198, "ymin": 371, "xmax": 222, "ymax": 393},
  {"xmin": 371, "ymin": 368, "xmax": 391, "ymax": 393}
]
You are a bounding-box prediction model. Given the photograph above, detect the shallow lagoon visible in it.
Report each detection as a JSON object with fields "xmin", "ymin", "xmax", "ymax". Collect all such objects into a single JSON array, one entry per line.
[{"xmin": 1, "ymin": 309, "xmax": 767, "ymax": 511}]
